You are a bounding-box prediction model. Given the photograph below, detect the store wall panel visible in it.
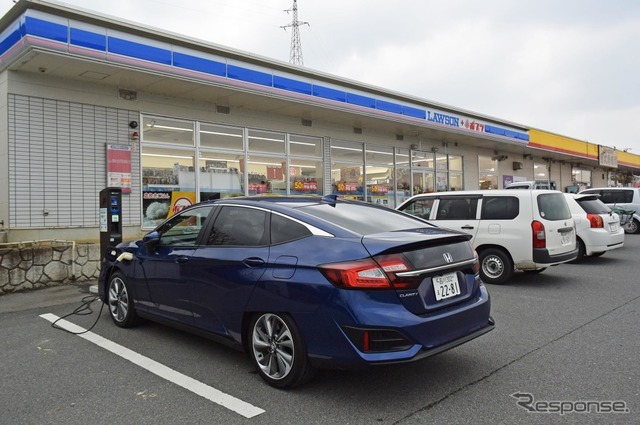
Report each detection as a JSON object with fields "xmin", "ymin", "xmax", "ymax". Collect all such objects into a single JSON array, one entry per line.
[{"xmin": 7, "ymin": 94, "xmax": 140, "ymax": 230}]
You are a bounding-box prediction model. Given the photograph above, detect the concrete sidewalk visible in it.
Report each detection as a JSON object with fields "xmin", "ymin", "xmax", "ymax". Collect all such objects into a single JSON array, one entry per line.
[{"xmin": 0, "ymin": 282, "xmax": 98, "ymax": 313}]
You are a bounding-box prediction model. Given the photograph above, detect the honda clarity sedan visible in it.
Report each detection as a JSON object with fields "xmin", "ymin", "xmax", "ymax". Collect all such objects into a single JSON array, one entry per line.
[{"xmin": 98, "ymin": 196, "xmax": 494, "ymax": 388}]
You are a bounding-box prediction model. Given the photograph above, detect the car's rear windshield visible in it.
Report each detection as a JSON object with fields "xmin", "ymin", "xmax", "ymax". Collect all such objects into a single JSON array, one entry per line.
[
  {"xmin": 537, "ymin": 193, "xmax": 571, "ymax": 220},
  {"xmin": 299, "ymin": 202, "xmax": 430, "ymax": 235},
  {"xmin": 577, "ymin": 198, "xmax": 611, "ymax": 214}
]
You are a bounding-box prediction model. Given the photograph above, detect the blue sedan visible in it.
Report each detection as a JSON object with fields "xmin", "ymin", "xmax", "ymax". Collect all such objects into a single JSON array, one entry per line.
[{"xmin": 98, "ymin": 196, "xmax": 494, "ymax": 388}]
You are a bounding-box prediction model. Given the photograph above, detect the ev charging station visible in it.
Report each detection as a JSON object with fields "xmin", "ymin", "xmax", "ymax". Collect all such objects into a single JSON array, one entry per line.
[{"xmin": 99, "ymin": 187, "xmax": 123, "ymax": 257}]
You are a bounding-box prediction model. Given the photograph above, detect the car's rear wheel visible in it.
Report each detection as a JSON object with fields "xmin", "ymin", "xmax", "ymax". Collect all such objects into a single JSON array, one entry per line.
[
  {"xmin": 479, "ymin": 248, "xmax": 513, "ymax": 285},
  {"xmin": 249, "ymin": 313, "xmax": 315, "ymax": 389},
  {"xmin": 572, "ymin": 239, "xmax": 586, "ymax": 262},
  {"xmin": 624, "ymin": 218, "xmax": 639, "ymax": 234},
  {"xmin": 107, "ymin": 272, "xmax": 139, "ymax": 328}
]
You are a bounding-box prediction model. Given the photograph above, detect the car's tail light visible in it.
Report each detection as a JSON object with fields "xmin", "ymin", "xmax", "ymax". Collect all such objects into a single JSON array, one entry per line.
[
  {"xmin": 318, "ymin": 258, "xmax": 393, "ymax": 289},
  {"xmin": 472, "ymin": 249, "xmax": 480, "ymax": 275},
  {"xmin": 373, "ymin": 253, "xmax": 422, "ymax": 290},
  {"xmin": 532, "ymin": 220, "xmax": 546, "ymax": 248},
  {"xmin": 319, "ymin": 254, "xmax": 420, "ymax": 290},
  {"xmin": 587, "ymin": 214, "xmax": 604, "ymax": 228}
]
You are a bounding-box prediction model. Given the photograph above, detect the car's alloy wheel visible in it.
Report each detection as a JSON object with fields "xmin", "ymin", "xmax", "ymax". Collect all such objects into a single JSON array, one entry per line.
[
  {"xmin": 249, "ymin": 313, "xmax": 314, "ymax": 388},
  {"xmin": 479, "ymin": 248, "xmax": 513, "ymax": 285},
  {"xmin": 107, "ymin": 272, "xmax": 139, "ymax": 328}
]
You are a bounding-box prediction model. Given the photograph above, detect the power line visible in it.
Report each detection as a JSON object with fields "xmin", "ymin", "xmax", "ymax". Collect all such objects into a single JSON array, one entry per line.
[{"xmin": 281, "ymin": 0, "xmax": 309, "ymax": 66}]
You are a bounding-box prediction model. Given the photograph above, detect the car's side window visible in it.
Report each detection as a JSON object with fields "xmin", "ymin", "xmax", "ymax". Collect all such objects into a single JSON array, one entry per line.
[
  {"xmin": 401, "ymin": 198, "xmax": 434, "ymax": 219},
  {"xmin": 436, "ymin": 198, "xmax": 478, "ymax": 220},
  {"xmin": 481, "ymin": 196, "xmax": 519, "ymax": 220},
  {"xmin": 157, "ymin": 205, "xmax": 213, "ymax": 246},
  {"xmin": 271, "ymin": 214, "xmax": 311, "ymax": 244},
  {"xmin": 207, "ymin": 206, "xmax": 268, "ymax": 246}
]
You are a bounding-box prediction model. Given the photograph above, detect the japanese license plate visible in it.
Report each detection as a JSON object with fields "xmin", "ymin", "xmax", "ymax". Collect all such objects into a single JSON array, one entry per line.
[
  {"xmin": 610, "ymin": 222, "xmax": 619, "ymax": 233},
  {"xmin": 433, "ymin": 272, "xmax": 461, "ymax": 301},
  {"xmin": 561, "ymin": 231, "xmax": 571, "ymax": 245}
]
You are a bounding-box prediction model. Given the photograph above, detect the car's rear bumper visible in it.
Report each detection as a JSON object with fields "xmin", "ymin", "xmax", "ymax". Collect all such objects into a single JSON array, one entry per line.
[
  {"xmin": 302, "ymin": 284, "xmax": 493, "ymax": 369},
  {"xmin": 532, "ymin": 246, "xmax": 578, "ymax": 264}
]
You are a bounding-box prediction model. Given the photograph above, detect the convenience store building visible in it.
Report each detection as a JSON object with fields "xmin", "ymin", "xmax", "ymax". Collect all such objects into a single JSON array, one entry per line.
[{"xmin": 2, "ymin": 0, "xmax": 640, "ymax": 245}]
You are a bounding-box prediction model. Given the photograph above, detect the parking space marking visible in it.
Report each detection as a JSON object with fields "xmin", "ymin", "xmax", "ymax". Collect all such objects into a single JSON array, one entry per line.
[{"xmin": 40, "ymin": 313, "xmax": 265, "ymax": 419}]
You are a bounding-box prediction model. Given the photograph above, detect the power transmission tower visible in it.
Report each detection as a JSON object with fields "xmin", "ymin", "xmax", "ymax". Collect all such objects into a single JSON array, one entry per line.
[{"xmin": 281, "ymin": 0, "xmax": 309, "ymax": 66}]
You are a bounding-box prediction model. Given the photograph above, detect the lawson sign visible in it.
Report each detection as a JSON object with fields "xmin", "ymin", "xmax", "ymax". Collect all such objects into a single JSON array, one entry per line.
[{"xmin": 426, "ymin": 110, "xmax": 529, "ymax": 143}]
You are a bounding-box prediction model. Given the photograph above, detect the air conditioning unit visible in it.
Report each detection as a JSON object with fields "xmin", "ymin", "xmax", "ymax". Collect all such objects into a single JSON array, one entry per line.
[{"xmin": 513, "ymin": 161, "xmax": 524, "ymax": 170}]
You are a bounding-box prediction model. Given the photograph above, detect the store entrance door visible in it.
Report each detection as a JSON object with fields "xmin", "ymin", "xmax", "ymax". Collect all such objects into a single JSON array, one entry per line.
[{"xmin": 412, "ymin": 170, "xmax": 435, "ymax": 195}]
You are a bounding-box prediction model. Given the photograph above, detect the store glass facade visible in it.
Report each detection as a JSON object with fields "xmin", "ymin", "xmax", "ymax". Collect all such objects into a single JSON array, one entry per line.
[{"xmin": 141, "ymin": 114, "xmax": 469, "ymax": 226}]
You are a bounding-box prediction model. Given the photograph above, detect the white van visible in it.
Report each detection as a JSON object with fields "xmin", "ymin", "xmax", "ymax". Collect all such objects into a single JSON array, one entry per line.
[{"xmin": 397, "ymin": 190, "xmax": 578, "ymax": 284}]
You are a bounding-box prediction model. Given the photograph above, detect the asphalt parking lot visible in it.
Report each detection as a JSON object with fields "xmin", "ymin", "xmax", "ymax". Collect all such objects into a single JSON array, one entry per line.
[{"xmin": 2, "ymin": 236, "xmax": 639, "ymax": 424}]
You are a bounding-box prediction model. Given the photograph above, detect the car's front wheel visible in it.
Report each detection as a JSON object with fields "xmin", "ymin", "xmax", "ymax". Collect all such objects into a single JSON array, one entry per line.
[
  {"xmin": 479, "ymin": 248, "xmax": 513, "ymax": 284},
  {"xmin": 249, "ymin": 313, "xmax": 315, "ymax": 389},
  {"xmin": 107, "ymin": 272, "xmax": 139, "ymax": 328}
]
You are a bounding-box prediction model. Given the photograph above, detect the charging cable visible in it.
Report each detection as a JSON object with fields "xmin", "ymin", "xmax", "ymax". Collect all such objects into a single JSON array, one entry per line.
[
  {"xmin": 51, "ymin": 253, "xmax": 133, "ymax": 335},
  {"xmin": 51, "ymin": 294, "xmax": 105, "ymax": 335}
]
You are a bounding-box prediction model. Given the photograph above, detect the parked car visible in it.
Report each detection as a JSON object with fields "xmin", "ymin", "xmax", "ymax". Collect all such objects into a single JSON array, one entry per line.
[
  {"xmin": 563, "ymin": 193, "xmax": 625, "ymax": 260},
  {"xmin": 98, "ymin": 196, "xmax": 494, "ymax": 388},
  {"xmin": 578, "ymin": 187, "xmax": 640, "ymax": 234},
  {"xmin": 397, "ymin": 190, "xmax": 578, "ymax": 284}
]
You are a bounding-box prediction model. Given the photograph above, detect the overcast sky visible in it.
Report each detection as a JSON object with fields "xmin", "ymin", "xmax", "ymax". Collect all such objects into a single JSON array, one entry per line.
[{"xmin": 3, "ymin": 0, "xmax": 640, "ymax": 154}]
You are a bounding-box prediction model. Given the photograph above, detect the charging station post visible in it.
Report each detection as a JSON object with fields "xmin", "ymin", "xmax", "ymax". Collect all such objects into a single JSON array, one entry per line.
[{"xmin": 99, "ymin": 187, "xmax": 123, "ymax": 257}]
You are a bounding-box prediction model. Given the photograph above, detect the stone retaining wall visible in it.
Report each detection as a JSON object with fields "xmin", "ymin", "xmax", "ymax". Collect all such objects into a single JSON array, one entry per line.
[{"xmin": 0, "ymin": 242, "xmax": 101, "ymax": 294}]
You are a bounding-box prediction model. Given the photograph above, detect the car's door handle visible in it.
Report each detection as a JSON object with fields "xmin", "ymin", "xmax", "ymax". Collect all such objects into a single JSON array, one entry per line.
[
  {"xmin": 243, "ymin": 257, "xmax": 265, "ymax": 268},
  {"xmin": 175, "ymin": 256, "xmax": 190, "ymax": 263},
  {"xmin": 461, "ymin": 225, "xmax": 475, "ymax": 229}
]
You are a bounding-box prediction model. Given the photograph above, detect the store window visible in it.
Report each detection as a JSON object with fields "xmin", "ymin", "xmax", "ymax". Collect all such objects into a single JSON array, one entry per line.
[
  {"xmin": 141, "ymin": 146, "xmax": 196, "ymax": 228},
  {"xmin": 248, "ymin": 129, "xmax": 285, "ymax": 154},
  {"xmin": 435, "ymin": 153, "xmax": 448, "ymax": 191},
  {"xmin": 479, "ymin": 156, "xmax": 498, "ymax": 189},
  {"xmin": 200, "ymin": 123, "xmax": 243, "ymax": 150},
  {"xmin": 143, "ymin": 117, "xmax": 194, "ymax": 146},
  {"xmin": 246, "ymin": 154, "xmax": 287, "ymax": 195},
  {"xmin": 366, "ymin": 145, "xmax": 394, "ymax": 206},
  {"xmin": 290, "ymin": 157, "xmax": 323, "ymax": 195},
  {"xmin": 449, "ymin": 155, "xmax": 464, "ymax": 191},
  {"xmin": 290, "ymin": 134, "xmax": 323, "ymax": 157},
  {"xmin": 572, "ymin": 168, "xmax": 591, "ymax": 192},
  {"xmin": 198, "ymin": 151, "xmax": 244, "ymax": 200},
  {"xmin": 395, "ymin": 148, "xmax": 411, "ymax": 205},
  {"xmin": 331, "ymin": 141, "xmax": 364, "ymax": 200}
]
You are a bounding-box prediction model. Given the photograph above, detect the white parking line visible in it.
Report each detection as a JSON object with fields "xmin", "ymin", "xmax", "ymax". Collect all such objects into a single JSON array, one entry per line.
[{"xmin": 39, "ymin": 313, "xmax": 265, "ymax": 419}]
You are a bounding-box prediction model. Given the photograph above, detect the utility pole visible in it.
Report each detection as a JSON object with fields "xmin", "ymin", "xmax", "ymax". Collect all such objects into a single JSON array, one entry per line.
[{"xmin": 281, "ymin": 0, "xmax": 309, "ymax": 66}]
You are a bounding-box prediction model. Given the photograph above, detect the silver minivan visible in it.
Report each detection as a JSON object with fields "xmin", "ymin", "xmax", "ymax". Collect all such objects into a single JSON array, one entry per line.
[{"xmin": 398, "ymin": 190, "xmax": 578, "ymax": 284}]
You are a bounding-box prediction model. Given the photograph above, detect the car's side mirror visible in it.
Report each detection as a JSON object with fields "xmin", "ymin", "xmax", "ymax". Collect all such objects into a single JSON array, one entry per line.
[{"xmin": 143, "ymin": 231, "xmax": 160, "ymax": 247}]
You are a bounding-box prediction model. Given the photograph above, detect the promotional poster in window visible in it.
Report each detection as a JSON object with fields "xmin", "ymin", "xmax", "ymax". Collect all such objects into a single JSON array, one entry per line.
[{"xmin": 142, "ymin": 191, "xmax": 196, "ymax": 228}]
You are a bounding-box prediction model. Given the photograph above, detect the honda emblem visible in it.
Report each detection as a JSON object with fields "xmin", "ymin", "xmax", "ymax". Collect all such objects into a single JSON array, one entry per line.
[{"xmin": 443, "ymin": 252, "xmax": 453, "ymax": 263}]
